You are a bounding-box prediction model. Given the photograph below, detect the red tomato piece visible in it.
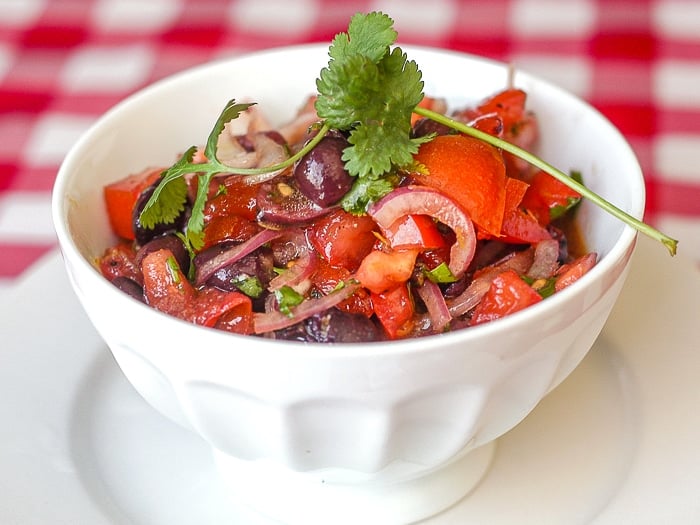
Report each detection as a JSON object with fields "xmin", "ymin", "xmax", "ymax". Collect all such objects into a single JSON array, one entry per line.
[
  {"xmin": 99, "ymin": 242, "xmax": 141, "ymax": 284},
  {"xmin": 355, "ymin": 248, "xmax": 419, "ymax": 295},
  {"xmin": 203, "ymin": 176, "xmax": 260, "ymax": 222},
  {"xmin": 141, "ymin": 248, "xmax": 253, "ymax": 332},
  {"xmin": 308, "ymin": 209, "xmax": 377, "ymax": 272},
  {"xmin": 476, "ymin": 88, "xmax": 527, "ymax": 134},
  {"xmin": 311, "ymin": 259, "xmax": 374, "ymax": 317},
  {"xmin": 413, "ymin": 134, "xmax": 507, "ymax": 238},
  {"xmin": 521, "ymin": 170, "xmax": 582, "ymax": 226},
  {"xmin": 500, "ymin": 177, "xmax": 551, "ymax": 244},
  {"xmin": 500, "ymin": 209, "xmax": 552, "ymax": 244},
  {"xmin": 202, "ymin": 214, "xmax": 261, "ymax": 250},
  {"xmin": 472, "ymin": 88, "xmax": 538, "ymax": 178},
  {"xmin": 384, "ymin": 214, "xmax": 448, "ymax": 250},
  {"xmin": 142, "ymin": 248, "xmax": 195, "ymax": 313},
  {"xmin": 213, "ymin": 303, "xmax": 255, "ymax": 334},
  {"xmin": 104, "ymin": 167, "xmax": 163, "ymax": 240},
  {"xmin": 372, "ymin": 283, "xmax": 415, "ymax": 339},
  {"xmin": 470, "ymin": 269, "xmax": 542, "ymax": 326},
  {"xmin": 193, "ymin": 287, "xmax": 253, "ymax": 333}
]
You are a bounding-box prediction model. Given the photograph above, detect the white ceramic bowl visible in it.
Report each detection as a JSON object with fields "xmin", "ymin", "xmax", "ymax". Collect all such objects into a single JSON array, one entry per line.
[{"xmin": 52, "ymin": 44, "xmax": 643, "ymax": 525}]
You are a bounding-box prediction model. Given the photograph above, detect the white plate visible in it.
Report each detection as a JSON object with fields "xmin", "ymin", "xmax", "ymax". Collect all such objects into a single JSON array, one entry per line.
[{"xmin": 1, "ymin": 234, "xmax": 699, "ymax": 525}]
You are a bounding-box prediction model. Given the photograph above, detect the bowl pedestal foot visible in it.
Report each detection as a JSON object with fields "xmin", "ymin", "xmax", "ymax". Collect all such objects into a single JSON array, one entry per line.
[{"xmin": 213, "ymin": 441, "xmax": 495, "ymax": 525}]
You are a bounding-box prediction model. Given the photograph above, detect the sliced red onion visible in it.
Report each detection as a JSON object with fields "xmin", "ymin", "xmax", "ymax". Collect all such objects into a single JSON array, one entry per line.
[
  {"xmin": 253, "ymin": 282, "xmax": 360, "ymax": 334},
  {"xmin": 216, "ymin": 131, "xmax": 289, "ymax": 185},
  {"xmin": 369, "ymin": 185, "xmax": 476, "ymax": 277},
  {"xmin": 195, "ymin": 228, "xmax": 281, "ymax": 286},
  {"xmin": 268, "ymin": 246, "xmax": 318, "ymax": 291},
  {"xmin": 216, "ymin": 128, "xmax": 257, "ymax": 168},
  {"xmin": 479, "ymin": 247, "xmax": 535, "ymax": 278},
  {"xmin": 237, "ymin": 133, "xmax": 291, "ymax": 185},
  {"xmin": 554, "ymin": 252, "xmax": 598, "ymax": 292},
  {"xmin": 527, "ymin": 239, "xmax": 561, "ymax": 280},
  {"xmin": 416, "ymin": 279, "xmax": 452, "ymax": 332},
  {"xmin": 447, "ymin": 277, "xmax": 492, "ymax": 318}
]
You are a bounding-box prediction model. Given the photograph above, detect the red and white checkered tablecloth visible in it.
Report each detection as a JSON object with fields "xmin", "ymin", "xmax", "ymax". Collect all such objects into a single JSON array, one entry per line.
[{"xmin": 2, "ymin": 0, "xmax": 699, "ymax": 293}]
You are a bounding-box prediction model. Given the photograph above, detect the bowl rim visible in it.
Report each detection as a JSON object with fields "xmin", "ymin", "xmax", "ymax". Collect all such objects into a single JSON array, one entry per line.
[{"xmin": 52, "ymin": 43, "xmax": 644, "ymax": 360}]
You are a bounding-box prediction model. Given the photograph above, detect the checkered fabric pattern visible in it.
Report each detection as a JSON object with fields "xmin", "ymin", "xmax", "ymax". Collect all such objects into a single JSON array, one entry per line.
[{"xmin": 1, "ymin": 0, "xmax": 699, "ymax": 292}]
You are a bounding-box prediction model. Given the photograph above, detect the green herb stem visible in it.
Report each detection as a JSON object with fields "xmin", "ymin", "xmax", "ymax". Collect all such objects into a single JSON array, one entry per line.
[
  {"xmin": 414, "ymin": 106, "xmax": 678, "ymax": 256},
  {"xmin": 207, "ymin": 121, "xmax": 332, "ymax": 177}
]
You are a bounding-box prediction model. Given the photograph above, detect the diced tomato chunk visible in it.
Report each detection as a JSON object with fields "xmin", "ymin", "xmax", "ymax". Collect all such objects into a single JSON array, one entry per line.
[
  {"xmin": 470, "ymin": 269, "xmax": 542, "ymax": 326},
  {"xmin": 384, "ymin": 214, "xmax": 447, "ymax": 250},
  {"xmin": 194, "ymin": 287, "xmax": 253, "ymax": 333},
  {"xmin": 372, "ymin": 283, "xmax": 415, "ymax": 339},
  {"xmin": 521, "ymin": 170, "xmax": 582, "ymax": 226},
  {"xmin": 500, "ymin": 208, "xmax": 552, "ymax": 244},
  {"xmin": 308, "ymin": 209, "xmax": 377, "ymax": 272},
  {"xmin": 99, "ymin": 242, "xmax": 141, "ymax": 284},
  {"xmin": 414, "ymin": 134, "xmax": 507, "ymax": 238},
  {"xmin": 355, "ymin": 248, "xmax": 419, "ymax": 294},
  {"xmin": 498, "ymin": 177, "xmax": 551, "ymax": 244},
  {"xmin": 141, "ymin": 248, "xmax": 253, "ymax": 332},
  {"xmin": 202, "ymin": 214, "xmax": 261, "ymax": 249},
  {"xmin": 203, "ymin": 175, "xmax": 260, "ymax": 222},
  {"xmin": 476, "ymin": 88, "xmax": 527, "ymax": 134},
  {"xmin": 104, "ymin": 167, "xmax": 163, "ymax": 240},
  {"xmin": 311, "ymin": 259, "xmax": 374, "ymax": 317}
]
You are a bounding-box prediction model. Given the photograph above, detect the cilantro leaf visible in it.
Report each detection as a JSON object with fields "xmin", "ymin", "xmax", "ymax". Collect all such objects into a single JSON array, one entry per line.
[
  {"xmin": 329, "ymin": 11, "xmax": 397, "ymax": 63},
  {"xmin": 138, "ymin": 147, "xmax": 194, "ymax": 229},
  {"xmin": 316, "ymin": 54, "xmax": 383, "ymax": 129},
  {"xmin": 275, "ymin": 286, "xmax": 304, "ymax": 316},
  {"xmin": 315, "ymin": 12, "xmax": 426, "ymax": 212},
  {"xmin": 340, "ymin": 174, "xmax": 396, "ymax": 214},
  {"xmin": 232, "ymin": 275, "xmax": 264, "ymax": 298},
  {"xmin": 425, "ymin": 262, "xmax": 458, "ymax": 284},
  {"xmin": 204, "ymin": 101, "xmax": 255, "ymax": 161}
]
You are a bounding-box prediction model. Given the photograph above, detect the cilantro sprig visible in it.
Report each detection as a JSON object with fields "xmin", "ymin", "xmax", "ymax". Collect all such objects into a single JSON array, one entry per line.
[
  {"xmin": 138, "ymin": 10, "xmax": 678, "ymax": 256},
  {"xmin": 139, "ymin": 100, "xmax": 329, "ymax": 251},
  {"xmin": 315, "ymin": 12, "xmax": 432, "ymax": 212},
  {"xmin": 413, "ymin": 105, "xmax": 678, "ymax": 255}
]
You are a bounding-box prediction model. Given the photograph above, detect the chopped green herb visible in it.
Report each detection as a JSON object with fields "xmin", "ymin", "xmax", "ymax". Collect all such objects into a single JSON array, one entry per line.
[
  {"xmin": 522, "ymin": 275, "xmax": 557, "ymax": 298},
  {"xmin": 275, "ymin": 285, "xmax": 304, "ymax": 316},
  {"xmin": 233, "ymin": 275, "xmax": 264, "ymax": 298},
  {"xmin": 535, "ymin": 278, "xmax": 557, "ymax": 299},
  {"xmin": 550, "ymin": 196, "xmax": 581, "ymax": 221},
  {"xmin": 425, "ymin": 262, "xmax": 458, "ymax": 284},
  {"xmin": 215, "ymin": 183, "xmax": 227, "ymax": 197},
  {"xmin": 549, "ymin": 170, "xmax": 583, "ymax": 220}
]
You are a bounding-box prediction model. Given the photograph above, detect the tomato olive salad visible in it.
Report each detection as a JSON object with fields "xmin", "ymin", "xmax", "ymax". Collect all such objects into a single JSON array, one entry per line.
[
  {"xmin": 97, "ymin": 12, "xmax": 675, "ymax": 343},
  {"xmin": 99, "ymin": 88, "xmax": 597, "ymax": 342}
]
